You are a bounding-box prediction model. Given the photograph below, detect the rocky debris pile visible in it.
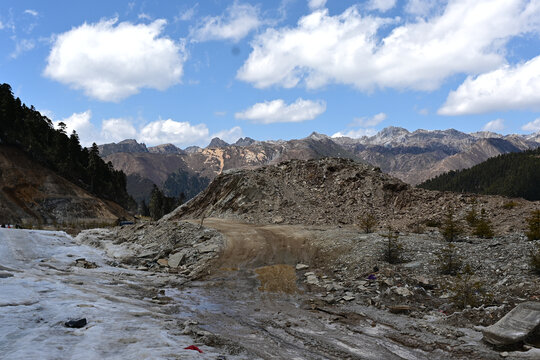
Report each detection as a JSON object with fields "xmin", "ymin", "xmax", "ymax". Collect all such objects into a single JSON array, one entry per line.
[
  {"xmin": 170, "ymin": 157, "xmax": 538, "ymax": 234},
  {"xmin": 274, "ymin": 225, "xmax": 540, "ymax": 329},
  {"xmin": 76, "ymin": 220, "xmax": 224, "ymax": 279}
]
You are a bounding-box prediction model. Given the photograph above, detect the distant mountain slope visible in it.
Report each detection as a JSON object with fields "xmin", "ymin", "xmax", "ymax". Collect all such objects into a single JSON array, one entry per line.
[
  {"xmin": 0, "ymin": 145, "xmax": 130, "ymax": 225},
  {"xmin": 100, "ymin": 128, "xmax": 540, "ymax": 202},
  {"xmin": 418, "ymin": 148, "xmax": 540, "ymax": 201}
]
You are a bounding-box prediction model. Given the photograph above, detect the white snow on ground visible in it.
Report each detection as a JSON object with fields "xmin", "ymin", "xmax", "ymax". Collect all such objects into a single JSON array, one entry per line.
[{"xmin": 0, "ymin": 228, "xmax": 226, "ymax": 360}]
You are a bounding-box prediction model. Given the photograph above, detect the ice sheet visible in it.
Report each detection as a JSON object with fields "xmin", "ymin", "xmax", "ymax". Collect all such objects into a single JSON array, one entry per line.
[{"xmin": 0, "ymin": 228, "xmax": 226, "ymax": 360}]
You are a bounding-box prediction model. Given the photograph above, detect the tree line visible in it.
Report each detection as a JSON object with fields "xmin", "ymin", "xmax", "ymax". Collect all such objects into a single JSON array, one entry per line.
[
  {"xmin": 0, "ymin": 83, "xmax": 135, "ymax": 210},
  {"xmin": 418, "ymin": 148, "xmax": 540, "ymax": 201}
]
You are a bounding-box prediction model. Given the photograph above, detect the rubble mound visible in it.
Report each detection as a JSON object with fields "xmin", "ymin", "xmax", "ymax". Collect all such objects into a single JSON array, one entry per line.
[{"xmin": 171, "ymin": 157, "xmax": 538, "ymax": 233}]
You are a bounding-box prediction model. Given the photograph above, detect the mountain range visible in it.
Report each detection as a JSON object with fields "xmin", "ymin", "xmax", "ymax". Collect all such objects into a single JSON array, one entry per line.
[{"xmin": 99, "ymin": 128, "xmax": 540, "ymax": 203}]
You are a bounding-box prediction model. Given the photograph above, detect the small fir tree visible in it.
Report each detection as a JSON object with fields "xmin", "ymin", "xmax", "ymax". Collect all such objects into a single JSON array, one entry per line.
[
  {"xmin": 449, "ymin": 264, "xmax": 487, "ymax": 309},
  {"xmin": 441, "ymin": 208, "xmax": 463, "ymax": 242},
  {"xmin": 465, "ymin": 206, "xmax": 478, "ymax": 227},
  {"xmin": 359, "ymin": 213, "xmax": 377, "ymax": 233},
  {"xmin": 437, "ymin": 243, "xmax": 463, "ymax": 275},
  {"xmin": 525, "ymin": 209, "xmax": 540, "ymax": 241},
  {"xmin": 473, "ymin": 208, "xmax": 494, "ymax": 239},
  {"xmin": 381, "ymin": 227, "xmax": 404, "ymax": 264}
]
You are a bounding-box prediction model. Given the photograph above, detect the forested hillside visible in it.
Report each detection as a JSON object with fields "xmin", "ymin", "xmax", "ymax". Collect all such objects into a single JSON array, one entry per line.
[
  {"xmin": 418, "ymin": 148, "xmax": 540, "ymax": 200},
  {"xmin": 0, "ymin": 83, "xmax": 134, "ymax": 209}
]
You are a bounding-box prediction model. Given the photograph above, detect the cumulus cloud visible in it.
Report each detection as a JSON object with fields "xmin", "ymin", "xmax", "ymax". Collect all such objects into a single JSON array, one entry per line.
[
  {"xmin": 139, "ymin": 118, "xmax": 210, "ymax": 145},
  {"xmin": 439, "ymin": 55, "xmax": 540, "ymax": 115},
  {"xmin": 44, "ymin": 18, "xmax": 186, "ymax": 102},
  {"xmin": 211, "ymin": 126, "xmax": 243, "ymax": 143},
  {"xmin": 522, "ymin": 118, "xmax": 540, "ymax": 133},
  {"xmin": 367, "ymin": 0, "xmax": 397, "ymax": 12},
  {"xmin": 190, "ymin": 2, "xmax": 261, "ymax": 42},
  {"xmin": 482, "ymin": 118, "xmax": 505, "ymax": 132},
  {"xmin": 238, "ymin": 1, "xmax": 540, "ymax": 91},
  {"xmin": 351, "ymin": 112, "xmax": 387, "ymax": 127},
  {"xmin": 101, "ymin": 118, "xmax": 137, "ymax": 142},
  {"xmin": 235, "ymin": 98, "xmax": 326, "ymax": 124},
  {"xmin": 308, "ymin": 0, "xmax": 327, "ymax": 10},
  {"xmin": 332, "ymin": 112, "xmax": 386, "ymax": 138},
  {"xmin": 332, "ymin": 128, "xmax": 378, "ymax": 138}
]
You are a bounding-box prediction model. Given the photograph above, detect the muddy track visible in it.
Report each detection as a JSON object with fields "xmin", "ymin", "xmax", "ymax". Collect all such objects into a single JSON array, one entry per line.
[{"xmin": 192, "ymin": 218, "xmax": 321, "ymax": 269}]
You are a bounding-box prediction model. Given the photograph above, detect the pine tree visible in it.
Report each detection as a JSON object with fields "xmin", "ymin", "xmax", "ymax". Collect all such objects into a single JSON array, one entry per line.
[
  {"xmin": 359, "ymin": 212, "xmax": 377, "ymax": 233},
  {"xmin": 149, "ymin": 185, "xmax": 164, "ymax": 220},
  {"xmin": 441, "ymin": 208, "xmax": 463, "ymax": 242},
  {"xmin": 381, "ymin": 227, "xmax": 403, "ymax": 264},
  {"xmin": 473, "ymin": 208, "xmax": 494, "ymax": 239}
]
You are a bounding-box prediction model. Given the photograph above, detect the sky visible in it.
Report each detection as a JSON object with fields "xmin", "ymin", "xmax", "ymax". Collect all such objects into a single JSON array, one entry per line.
[{"xmin": 2, "ymin": 0, "xmax": 540, "ymax": 148}]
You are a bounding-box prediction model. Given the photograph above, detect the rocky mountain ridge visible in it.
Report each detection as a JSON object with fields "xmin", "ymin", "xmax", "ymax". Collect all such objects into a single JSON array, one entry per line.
[{"xmin": 100, "ymin": 127, "xmax": 540, "ymax": 202}]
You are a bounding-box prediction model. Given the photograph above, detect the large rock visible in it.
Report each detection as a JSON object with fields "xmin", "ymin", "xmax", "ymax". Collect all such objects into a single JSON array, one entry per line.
[{"xmin": 482, "ymin": 302, "xmax": 540, "ymax": 346}]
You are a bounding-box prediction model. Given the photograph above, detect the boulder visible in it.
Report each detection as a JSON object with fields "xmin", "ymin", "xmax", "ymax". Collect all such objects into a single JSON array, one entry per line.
[
  {"xmin": 295, "ymin": 263, "xmax": 309, "ymax": 270},
  {"xmin": 168, "ymin": 251, "xmax": 186, "ymax": 268},
  {"xmin": 482, "ymin": 302, "xmax": 540, "ymax": 346}
]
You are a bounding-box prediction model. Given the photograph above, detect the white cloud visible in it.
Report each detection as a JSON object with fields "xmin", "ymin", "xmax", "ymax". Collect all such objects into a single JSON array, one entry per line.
[
  {"xmin": 101, "ymin": 118, "xmax": 137, "ymax": 142},
  {"xmin": 138, "ymin": 13, "xmax": 152, "ymax": 20},
  {"xmin": 10, "ymin": 39, "xmax": 35, "ymax": 58},
  {"xmin": 176, "ymin": 5, "xmax": 198, "ymax": 22},
  {"xmin": 235, "ymin": 98, "xmax": 326, "ymax": 124},
  {"xmin": 522, "ymin": 118, "xmax": 540, "ymax": 133},
  {"xmin": 140, "ymin": 119, "xmax": 210, "ymax": 146},
  {"xmin": 211, "ymin": 126, "xmax": 243, "ymax": 143},
  {"xmin": 308, "ymin": 0, "xmax": 327, "ymax": 10},
  {"xmin": 351, "ymin": 112, "xmax": 386, "ymax": 127},
  {"xmin": 44, "ymin": 18, "xmax": 186, "ymax": 102},
  {"xmin": 332, "ymin": 128, "xmax": 378, "ymax": 138},
  {"xmin": 439, "ymin": 55, "xmax": 540, "ymax": 115},
  {"xmin": 405, "ymin": 0, "xmax": 440, "ymax": 17},
  {"xmin": 482, "ymin": 118, "xmax": 505, "ymax": 132},
  {"xmin": 238, "ymin": 1, "xmax": 540, "ymax": 91},
  {"xmin": 367, "ymin": 0, "xmax": 397, "ymax": 12},
  {"xmin": 333, "ymin": 112, "xmax": 386, "ymax": 138},
  {"xmin": 190, "ymin": 2, "xmax": 261, "ymax": 42},
  {"xmin": 24, "ymin": 9, "xmax": 38, "ymax": 17}
]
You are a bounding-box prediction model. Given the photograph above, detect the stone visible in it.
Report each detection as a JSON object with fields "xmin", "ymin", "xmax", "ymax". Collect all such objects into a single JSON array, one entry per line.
[
  {"xmin": 296, "ymin": 263, "xmax": 309, "ymax": 270},
  {"xmin": 500, "ymin": 352, "xmax": 509, "ymax": 358},
  {"xmin": 65, "ymin": 318, "xmax": 87, "ymax": 328},
  {"xmin": 342, "ymin": 295, "xmax": 355, "ymax": 301},
  {"xmin": 157, "ymin": 258, "xmax": 169, "ymax": 267},
  {"xmin": 168, "ymin": 251, "xmax": 186, "ymax": 268},
  {"xmin": 482, "ymin": 302, "xmax": 540, "ymax": 346},
  {"xmin": 394, "ymin": 287, "xmax": 412, "ymax": 297},
  {"xmin": 272, "ymin": 216, "xmax": 284, "ymax": 224},
  {"xmin": 74, "ymin": 258, "xmax": 98, "ymax": 269},
  {"xmin": 306, "ymin": 274, "xmax": 319, "ymax": 285},
  {"xmin": 389, "ymin": 305, "xmax": 411, "ymax": 314},
  {"xmin": 195, "ymin": 243, "xmax": 220, "ymax": 253}
]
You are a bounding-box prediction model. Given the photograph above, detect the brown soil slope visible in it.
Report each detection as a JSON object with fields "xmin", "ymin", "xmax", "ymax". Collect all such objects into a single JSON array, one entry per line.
[
  {"xmin": 0, "ymin": 145, "xmax": 130, "ymax": 225},
  {"xmin": 171, "ymin": 157, "xmax": 538, "ymax": 234}
]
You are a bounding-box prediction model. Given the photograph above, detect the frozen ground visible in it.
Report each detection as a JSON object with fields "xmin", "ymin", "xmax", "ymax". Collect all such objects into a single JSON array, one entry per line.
[{"xmin": 0, "ymin": 228, "xmax": 228, "ymax": 360}]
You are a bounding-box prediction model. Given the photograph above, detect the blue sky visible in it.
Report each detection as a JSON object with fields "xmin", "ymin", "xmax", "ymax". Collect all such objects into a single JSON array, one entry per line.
[{"xmin": 2, "ymin": 0, "xmax": 540, "ymax": 148}]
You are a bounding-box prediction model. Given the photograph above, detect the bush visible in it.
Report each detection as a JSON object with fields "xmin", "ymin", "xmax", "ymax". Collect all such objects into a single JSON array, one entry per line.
[
  {"xmin": 441, "ymin": 208, "xmax": 463, "ymax": 242},
  {"xmin": 531, "ymin": 244, "xmax": 540, "ymax": 275},
  {"xmin": 472, "ymin": 209, "xmax": 494, "ymax": 239},
  {"xmin": 381, "ymin": 227, "xmax": 404, "ymax": 264},
  {"xmin": 359, "ymin": 213, "xmax": 377, "ymax": 233},
  {"xmin": 437, "ymin": 243, "xmax": 463, "ymax": 275},
  {"xmin": 449, "ymin": 264, "xmax": 487, "ymax": 309},
  {"xmin": 526, "ymin": 209, "xmax": 540, "ymax": 241},
  {"xmin": 502, "ymin": 201, "xmax": 519, "ymax": 209}
]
